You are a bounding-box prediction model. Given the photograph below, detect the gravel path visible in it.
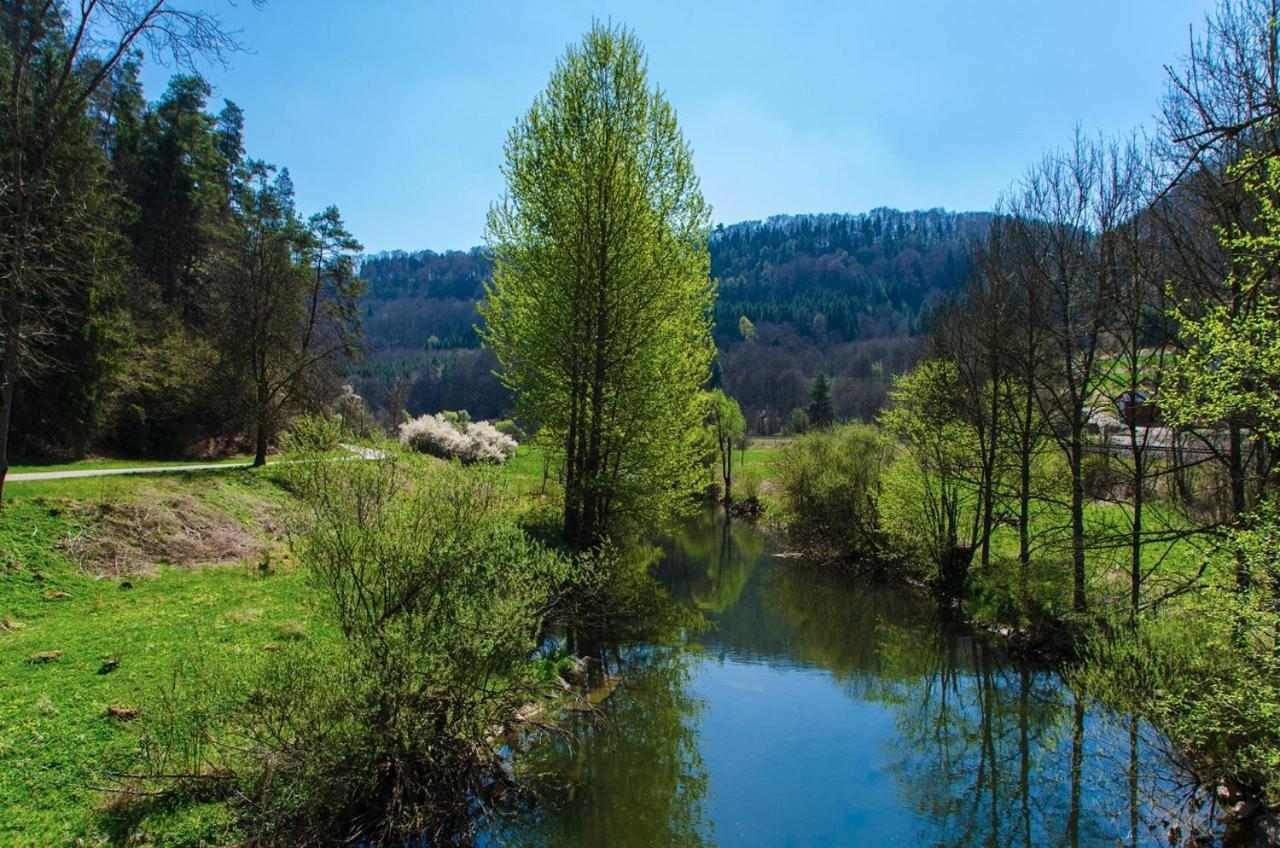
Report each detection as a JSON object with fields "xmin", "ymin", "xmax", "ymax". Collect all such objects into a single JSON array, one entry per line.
[
  {"xmin": 7, "ymin": 461, "xmax": 252, "ymax": 482},
  {"xmin": 8, "ymin": 445, "xmax": 389, "ymax": 483}
]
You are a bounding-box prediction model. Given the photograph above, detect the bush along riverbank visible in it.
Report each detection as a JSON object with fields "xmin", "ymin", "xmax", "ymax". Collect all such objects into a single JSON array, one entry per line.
[
  {"xmin": 0, "ymin": 433, "xmax": 678, "ymax": 847},
  {"xmin": 767, "ymin": 421, "xmax": 1280, "ymax": 843}
]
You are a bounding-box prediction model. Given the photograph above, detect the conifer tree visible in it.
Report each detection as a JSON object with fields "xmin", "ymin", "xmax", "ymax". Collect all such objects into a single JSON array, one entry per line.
[{"xmin": 808, "ymin": 374, "xmax": 835, "ymax": 427}]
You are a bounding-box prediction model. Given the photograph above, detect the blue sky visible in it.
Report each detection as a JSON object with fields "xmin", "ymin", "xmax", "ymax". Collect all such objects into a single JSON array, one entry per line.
[{"xmin": 143, "ymin": 0, "xmax": 1214, "ymax": 253}]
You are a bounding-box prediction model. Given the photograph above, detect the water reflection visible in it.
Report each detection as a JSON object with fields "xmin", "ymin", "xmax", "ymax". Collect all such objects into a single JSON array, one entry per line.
[
  {"xmin": 495, "ymin": 512, "xmax": 1218, "ymax": 847},
  {"xmin": 499, "ymin": 648, "xmax": 712, "ymax": 848}
]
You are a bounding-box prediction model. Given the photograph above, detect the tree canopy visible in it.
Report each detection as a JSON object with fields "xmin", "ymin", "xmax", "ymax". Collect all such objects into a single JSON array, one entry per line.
[{"xmin": 481, "ymin": 22, "xmax": 715, "ymax": 546}]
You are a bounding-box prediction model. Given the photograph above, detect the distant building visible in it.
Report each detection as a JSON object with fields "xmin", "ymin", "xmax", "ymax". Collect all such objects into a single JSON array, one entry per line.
[
  {"xmin": 756, "ymin": 407, "xmax": 780, "ymax": 436},
  {"xmin": 1116, "ymin": 388, "xmax": 1159, "ymax": 427}
]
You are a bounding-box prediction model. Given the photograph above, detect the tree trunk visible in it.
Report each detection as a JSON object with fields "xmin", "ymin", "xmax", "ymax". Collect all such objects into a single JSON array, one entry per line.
[
  {"xmin": 253, "ymin": 417, "xmax": 269, "ymax": 467},
  {"xmin": 0, "ymin": 240, "xmax": 27, "ymax": 508},
  {"xmin": 1130, "ymin": 430, "xmax": 1144, "ymax": 623},
  {"xmin": 563, "ymin": 373, "xmax": 582, "ymax": 546},
  {"xmin": 1070, "ymin": 429, "xmax": 1087, "ymax": 613},
  {"xmin": 1018, "ymin": 390, "xmax": 1034, "ymax": 611},
  {"xmin": 980, "ymin": 465, "xmax": 994, "ymax": 571},
  {"xmin": 722, "ymin": 435, "xmax": 733, "ymax": 508},
  {"xmin": 0, "ymin": 355, "xmax": 15, "ymax": 506},
  {"xmin": 1, "ymin": 193, "xmax": 31, "ymax": 509},
  {"xmin": 1228, "ymin": 422, "xmax": 1250, "ymax": 591},
  {"xmin": 979, "ymin": 367, "xmax": 1001, "ymax": 571},
  {"xmin": 253, "ymin": 375, "xmax": 270, "ymax": 467},
  {"xmin": 583, "ymin": 342, "xmax": 606, "ymax": 544}
]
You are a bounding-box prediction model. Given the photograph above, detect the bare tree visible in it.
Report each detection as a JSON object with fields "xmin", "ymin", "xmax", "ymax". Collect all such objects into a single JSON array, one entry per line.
[
  {"xmin": 932, "ymin": 261, "xmax": 1009, "ymax": 578},
  {"xmin": 992, "ymin": 210, "xmax": 1056, "ymax": 606},
  {"xmin": 1160, "ymin": 0, "xmax": 1280, "ymax": 188},
  {"xmin": 1089, "ymin": 139, "xmax": 1204, "ymax": 620},
  {"xmin": 1006, "ymin": 132, "xmax": 1121, "ymax": 614},
  {"xmin": 1151, "ymin": 0, "xmax": 1280, "ymax": 587},
  {"xmin": 0, "ymin": 0, "xmax": 250, "ymax": 503}
]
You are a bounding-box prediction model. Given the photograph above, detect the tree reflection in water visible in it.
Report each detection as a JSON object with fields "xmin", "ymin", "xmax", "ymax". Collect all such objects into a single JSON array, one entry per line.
[
  {"xmin": 496, "ymin": 647, "xmax": 712, "ymax": 848},
  {"xmin": 491, "ymin": 512, "xmax": 1216, "ymax": 848},
  {"xmin": 765, "ymin": 563, "xmax": 1215, "ymax": 847}
]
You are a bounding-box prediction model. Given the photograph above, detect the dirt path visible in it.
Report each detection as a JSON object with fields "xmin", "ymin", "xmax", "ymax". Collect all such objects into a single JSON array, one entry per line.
[
  {"xmin": 8, "ymin": 445, "xmax": 389, "ymax": 483},
  {"xmin": 7, "ymin": 461, "xmax": 252, "ymax": 482}
]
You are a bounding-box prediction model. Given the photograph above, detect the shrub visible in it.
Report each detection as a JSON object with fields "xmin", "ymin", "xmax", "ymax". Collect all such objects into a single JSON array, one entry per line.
[
  {"xmin": 1081, "ymin": 452, "xmax": 1115, "ymax": 500},
  {"xmin": 1076, "ymin": 588, "xmax": 1280, "ymax": 805},
  {"xmin": 465, "ymin": 419, "xmax": 519, "ymax": 464},
  {"xmin": 493, "ymin": 418, "xmax": 526, "ymax": 442},
  {"xmin": 333, "ymin": 385, "xmax": 378, "ymax": 438},
  {"xmin": 280, "ymin": 413, "xmax": 344, "ymax": 454},
  {"xmin": 398, "ymin": 413, "xmax": 518, "ymax": 464},
  {"xmin": 126, "ymin": 457, "xmax": 574, "ymax": 845},
  {"xmin": 398, "ymin": 412, "xmax": 470, "ymax": 457},
  {"xmin": 772, "ymin": 423, "xmax": 895, "ymax": 563}
]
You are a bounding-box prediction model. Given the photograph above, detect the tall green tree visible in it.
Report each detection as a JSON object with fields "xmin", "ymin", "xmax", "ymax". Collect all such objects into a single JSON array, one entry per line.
[
  {"xmin": 481, "ymin": 23, "xmax": 715, "ymax": 547},
  {"xmin": 0, "ymin": 0, "xmax": 242, "ymax": 503},
  {"xmin": 705, "ymin": 389, "xmax": 745, "ymax": 507},
  {"xmin": 1166, "ymin": 153, "xmax": 1280, "ymax": 596},
  {"xmin": 127, "ymin": 74, "xmax": 237, "ymax": 321},
  {"xmin": 217, "ymin": 164, "xmax": 364, "ymax": 466},
  {"xmin": 881, "ymin": 360, "xmax": 981, "ymax": 584},
  {"xmin": 808, "ymin": 374, "xmax": 835, "ymax": 427}
]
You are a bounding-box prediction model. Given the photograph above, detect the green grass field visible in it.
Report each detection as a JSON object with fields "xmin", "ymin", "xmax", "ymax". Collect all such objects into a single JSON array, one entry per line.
[
  {"xmin": 0, "ymin": 445, "xmax": 579, "ymax": 845},
  {"xmin": 0, "ymin": 468, "xmax": 311, "ymax": 846}
]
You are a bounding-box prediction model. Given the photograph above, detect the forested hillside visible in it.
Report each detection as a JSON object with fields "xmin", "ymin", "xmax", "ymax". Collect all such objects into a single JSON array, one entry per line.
[{"xmin": 353, "ymin": 208, "xmax": 989, "ymax": 428}]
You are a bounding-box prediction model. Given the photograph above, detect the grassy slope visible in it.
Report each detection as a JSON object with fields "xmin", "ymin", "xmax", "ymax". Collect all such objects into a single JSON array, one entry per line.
[
  {"xmin": 0, "ymin": 450, "xmax": 561, "ymax": 846},
  {"xmin": 0, "ymin": 469, "xmax": 312, "ymax": 847}
]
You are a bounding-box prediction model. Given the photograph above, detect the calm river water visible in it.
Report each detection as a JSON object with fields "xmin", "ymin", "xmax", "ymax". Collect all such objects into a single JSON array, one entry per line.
[{"xmin": 490, "ymin": 511, "xmax": 1223, "ymax": 847}]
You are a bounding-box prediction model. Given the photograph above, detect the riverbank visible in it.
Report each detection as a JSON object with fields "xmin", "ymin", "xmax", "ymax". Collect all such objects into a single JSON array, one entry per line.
[
  {"xmin": 490, "ymin": 509, "xmax": 1226, "ymax": 847},
  {"xmin": 0, "ymin": 447, "xmax": 572, "ymax": 846},
  {"xmin": 758, "ymin": 425, "xmax": 1280, "ymax": 844}
]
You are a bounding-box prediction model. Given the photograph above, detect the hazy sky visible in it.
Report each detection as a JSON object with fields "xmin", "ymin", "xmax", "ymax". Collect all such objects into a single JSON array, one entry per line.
[{"xmin": 142, "ymin": 0, "xmax": 1215, "ymax": 253}]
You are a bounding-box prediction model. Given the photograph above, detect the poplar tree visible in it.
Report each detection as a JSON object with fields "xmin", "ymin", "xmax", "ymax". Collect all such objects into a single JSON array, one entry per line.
[{"xmin": 481, "ymin": 23, "xmax": 715, "ymax": 547}]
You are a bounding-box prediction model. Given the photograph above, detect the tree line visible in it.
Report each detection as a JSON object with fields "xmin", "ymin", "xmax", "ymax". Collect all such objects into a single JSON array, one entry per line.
[
  {"xmin": 351, "ymin": 208, "xmax": 983, "ymax": 433},
  {"xmin": 917, "ymin": 0, "xmax": 1280, "ymax": 617},
  {"xmin": 770, "ymin": 0, "xmax": 1280, "ymax": 812},
  {"xmin": 0, "ymin": 1, "xmax": 364, "ymax": 500}
]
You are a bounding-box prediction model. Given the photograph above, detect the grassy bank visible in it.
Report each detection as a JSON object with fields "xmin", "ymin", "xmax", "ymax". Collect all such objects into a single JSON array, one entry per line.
[
  {"xmin": 0, "ymin": 468, "xmax": 310, "ymax": 845},
  {"xmin": 0, "ymin": 447, "xmax": 595, "ymax": 846}
]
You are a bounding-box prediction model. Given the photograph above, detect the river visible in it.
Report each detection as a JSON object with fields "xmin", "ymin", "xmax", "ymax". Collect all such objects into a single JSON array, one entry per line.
[{"xmin": 489, "ymin": 511, "xmax": 1224, "ymax": 847}]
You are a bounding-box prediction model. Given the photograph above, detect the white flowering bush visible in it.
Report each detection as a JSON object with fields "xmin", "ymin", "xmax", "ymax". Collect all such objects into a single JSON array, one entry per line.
[
  {"xmin": 398, "ymin": 413, "xmax": 518, "ymax": 464},
  {"xmin": 462, "ymin": 420, "xmax": 518, "ymax": 464}
]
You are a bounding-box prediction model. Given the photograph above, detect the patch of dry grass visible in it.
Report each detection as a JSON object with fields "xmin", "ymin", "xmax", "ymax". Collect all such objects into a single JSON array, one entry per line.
[{"xmin": 57, "ymin": 481, "xmax": 290, "ymax": 577}]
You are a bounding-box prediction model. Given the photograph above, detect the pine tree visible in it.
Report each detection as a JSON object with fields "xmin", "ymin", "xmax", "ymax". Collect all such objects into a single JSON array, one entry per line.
[
  {"xmin": 809, "ymin": 374, "xmax": 835, "ymax": 428},
  {"xmin": 0, "ymin": 1, "xmax": 241, "ymax": 503}
]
